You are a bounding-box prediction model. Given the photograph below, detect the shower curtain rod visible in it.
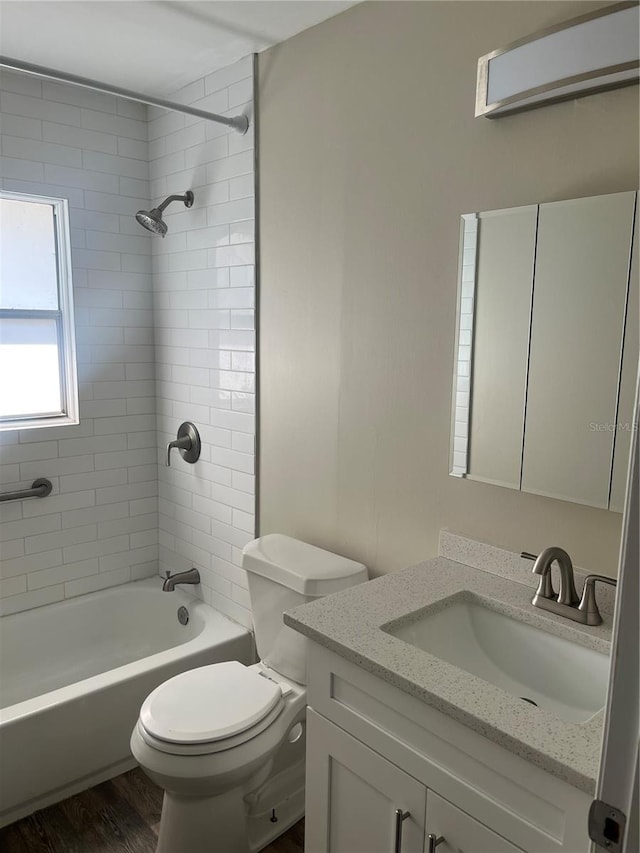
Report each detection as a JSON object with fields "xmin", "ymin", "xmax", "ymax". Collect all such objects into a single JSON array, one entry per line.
[{"xmin": 0, "ymin": 55, "xmax": 249, "ymax": 134}]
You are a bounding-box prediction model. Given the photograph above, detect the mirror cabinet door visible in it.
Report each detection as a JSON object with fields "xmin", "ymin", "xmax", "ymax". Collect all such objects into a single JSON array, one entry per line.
[
  {"xmin": 521, "ymin": 192, "xmax": 636, "ymax": 508},
  {"xmin": 467, "ymin": 206, "xmax": 536, "ymax": 489},
  {"xmin": 452, "ymin": 190, "xmax": 638, "ymax": 512}
]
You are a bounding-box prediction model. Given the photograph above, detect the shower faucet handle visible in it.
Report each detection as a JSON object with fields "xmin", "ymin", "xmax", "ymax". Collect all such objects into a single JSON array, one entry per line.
[{"xmin": 166, "ymin": 422, "xmax": 201, "ymax": 467}]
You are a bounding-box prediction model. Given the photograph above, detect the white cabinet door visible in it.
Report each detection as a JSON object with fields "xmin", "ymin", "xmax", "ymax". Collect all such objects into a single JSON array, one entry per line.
[
  {"xmin": 521, "ymin": 191, "xmax": 636, "ymax": 507},
  {"xmin": 467, "ymin": 205, "xmax": 537, "ymax": 489},
  {"xmin": 305, "ymin": 708, "xmax": 427, "ymax": 853},
  {"xmin": 426, "ymin": 790, "xmax": 522, "ymax": 853}
]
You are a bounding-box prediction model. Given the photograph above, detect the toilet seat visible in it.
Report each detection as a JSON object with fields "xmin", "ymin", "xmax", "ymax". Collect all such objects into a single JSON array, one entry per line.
[
  {"xmin": 139, "ymin": 661, "xmax": 284, "ymax": 755},
  {"xmin": 138, "ymin": 701, "xmax": 286, "ymax": 756}
]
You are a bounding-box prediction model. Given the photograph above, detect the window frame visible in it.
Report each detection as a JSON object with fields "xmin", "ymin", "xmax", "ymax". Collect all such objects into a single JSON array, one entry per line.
[{"xmin": 0, "ymin": 190, "xmax": 79, "ymax": 431}]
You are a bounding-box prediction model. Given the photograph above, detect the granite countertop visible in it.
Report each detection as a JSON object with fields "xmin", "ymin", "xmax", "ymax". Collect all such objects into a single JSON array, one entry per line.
[{"xmin": 284, "ymin": 556, "xmax": 612, "ymax": 794}]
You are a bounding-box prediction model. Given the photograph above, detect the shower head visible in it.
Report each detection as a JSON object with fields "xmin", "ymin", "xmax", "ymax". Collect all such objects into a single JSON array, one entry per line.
[
  {"xmin": 136, "ymin": 208, "xmax": 168, "ymax": 236},
  {"xmin": 136, "ymin": 190, "xmax": 194, "ymax": 237}
]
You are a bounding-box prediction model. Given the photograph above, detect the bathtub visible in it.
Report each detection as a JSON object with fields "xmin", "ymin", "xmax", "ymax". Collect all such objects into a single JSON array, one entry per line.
[{"xmin": 0, "ymin": 578, "xmax": 254, "ymax": 828}]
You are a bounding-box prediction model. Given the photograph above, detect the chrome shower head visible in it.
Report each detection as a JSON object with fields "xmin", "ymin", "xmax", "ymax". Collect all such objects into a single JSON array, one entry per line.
[
  {"xmin": 136, "ymin": 208, "xmax": 167, "ymax": 236},
  {"xmin": 135, "ymin": 190, "xmax": 194, "ymax": 237}
]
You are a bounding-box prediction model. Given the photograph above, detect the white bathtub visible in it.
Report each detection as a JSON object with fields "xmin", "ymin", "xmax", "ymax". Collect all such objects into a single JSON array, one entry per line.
[{"xmin": 0, "ymin": 578, "xmax": 253, "ymax": 827}]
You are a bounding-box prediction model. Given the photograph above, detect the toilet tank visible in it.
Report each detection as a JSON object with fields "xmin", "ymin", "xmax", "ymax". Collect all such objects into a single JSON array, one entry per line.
[{"xmin": 242, "ymin": 534, "xmax": 368, "ymax": 684}]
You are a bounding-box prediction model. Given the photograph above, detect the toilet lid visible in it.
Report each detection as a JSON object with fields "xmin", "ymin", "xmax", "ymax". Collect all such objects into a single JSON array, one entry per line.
[{"xmin": 139, "ymin": 661, "xmax": 283, "ymax": 744}]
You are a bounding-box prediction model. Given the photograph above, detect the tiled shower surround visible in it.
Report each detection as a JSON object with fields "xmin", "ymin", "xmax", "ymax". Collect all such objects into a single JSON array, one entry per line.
[
  {"xmin": 151, "ymin": 57, "xmax": 256, "ymax": 628},
  {"xmin": 0, "ymin": 58, "xmax": 255, "ymax": 626}
]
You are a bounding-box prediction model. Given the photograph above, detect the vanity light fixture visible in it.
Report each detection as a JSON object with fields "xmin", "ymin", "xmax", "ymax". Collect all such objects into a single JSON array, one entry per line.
[{"xmin": 475, "ymin": 1, "xmax": 639, "ymax": 118}]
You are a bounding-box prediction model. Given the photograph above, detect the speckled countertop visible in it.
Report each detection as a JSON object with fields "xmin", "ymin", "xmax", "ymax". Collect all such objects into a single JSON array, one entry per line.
[{"xmin": 284, "ymin": 556, "xmax": 612, "ymax": 794}]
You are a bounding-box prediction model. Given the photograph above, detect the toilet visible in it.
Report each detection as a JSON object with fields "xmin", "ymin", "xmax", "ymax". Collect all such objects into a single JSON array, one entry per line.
[{"xmin": 130, "ymin": 534, "xmax": 367, "ymax": 853}]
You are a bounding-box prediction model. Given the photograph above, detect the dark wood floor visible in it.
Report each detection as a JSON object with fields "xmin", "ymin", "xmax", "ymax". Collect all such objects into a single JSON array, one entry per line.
[{"xmin": 0, "ymin": 768, "xmax": 304, "ymax": 853}]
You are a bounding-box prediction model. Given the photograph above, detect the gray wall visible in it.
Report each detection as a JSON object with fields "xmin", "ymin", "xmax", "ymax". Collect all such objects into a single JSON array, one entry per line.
[{"xmin": 257, "ymin": 1, "xmax": 639, "ymax": 576}]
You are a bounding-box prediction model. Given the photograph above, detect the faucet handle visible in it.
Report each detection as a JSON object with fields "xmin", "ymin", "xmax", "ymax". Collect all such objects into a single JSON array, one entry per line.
[
  {"xmin": 166, "ymin": 422, "xmax": 201, "ymax": 467},
  {"xmin": 578, "ymin": 575, "xmax": 617, "ymax": 626}
]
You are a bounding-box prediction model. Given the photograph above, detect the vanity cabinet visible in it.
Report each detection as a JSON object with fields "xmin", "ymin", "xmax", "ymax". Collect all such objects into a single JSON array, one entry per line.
[
  {"xmin": 307, "ymin": 710, "xmax": 426, "ymax": 852},
  {"xmin": 426, "ymin": 790, "xmax": 522, "ymax": 853},
  {"xmin": 304, "ymin": 643, "xmax": 592, "ymax": 853},
  {"xmin": 307, "ymin": 710, "xmax": 522, "ymax": 853}
]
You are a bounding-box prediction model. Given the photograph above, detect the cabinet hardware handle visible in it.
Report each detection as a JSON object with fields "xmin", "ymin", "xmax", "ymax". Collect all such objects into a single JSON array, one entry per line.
[
  {"xmin": 428, "ymin": 833, "xmax": 445, "ymax": 853},
  {"xmin": 394, "ymin": 809, "xmax": 410, "ymax": 853}
]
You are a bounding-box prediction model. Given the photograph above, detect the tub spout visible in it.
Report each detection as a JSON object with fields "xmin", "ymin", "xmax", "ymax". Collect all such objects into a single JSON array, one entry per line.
[{"xmin": 162, "ymin": 568, "xmax": 200, "ymax": 591}]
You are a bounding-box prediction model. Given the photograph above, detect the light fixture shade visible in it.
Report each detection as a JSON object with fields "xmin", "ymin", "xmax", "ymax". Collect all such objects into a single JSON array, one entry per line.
[{"xmin": 476, "ymin": 1, "xmax": 640, "ymax": 118}]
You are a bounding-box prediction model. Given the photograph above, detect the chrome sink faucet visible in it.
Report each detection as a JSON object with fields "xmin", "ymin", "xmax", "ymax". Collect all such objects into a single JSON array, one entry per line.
[
  {"xmin": 162, "ymin": 568, "xmax": 200, "ymax": 591},
  {"xmin": 522, "ymin": 547, "xmax": 616, "ymax": 626},
  {"xmin": 527, "ymin": 546, "xmax": 579, "ymax": 607}
]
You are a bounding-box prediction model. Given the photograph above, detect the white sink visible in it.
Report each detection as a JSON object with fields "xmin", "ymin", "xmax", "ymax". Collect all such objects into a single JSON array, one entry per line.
[{"xmin": 383, "ymin": 594, "xmax": 610, "ymax": 723}]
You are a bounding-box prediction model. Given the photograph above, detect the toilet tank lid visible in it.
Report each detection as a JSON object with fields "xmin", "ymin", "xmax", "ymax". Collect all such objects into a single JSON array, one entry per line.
[{"xmin": 242, "ymin": 534, "xmax": 368, "ymax": 596}]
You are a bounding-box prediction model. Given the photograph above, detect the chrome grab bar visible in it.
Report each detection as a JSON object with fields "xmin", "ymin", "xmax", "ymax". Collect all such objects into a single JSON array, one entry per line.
[{"xmin": 0, "ymin": 478, "xmax": 53, "ymax": 503}]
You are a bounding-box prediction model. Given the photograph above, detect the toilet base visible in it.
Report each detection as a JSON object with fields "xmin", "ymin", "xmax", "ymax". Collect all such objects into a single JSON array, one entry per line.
[
  {"xmin": 156, "ymin": 785, "xmax": 249, "ymax": 853},
  {"xmin": 153, "ymin": 759, "xmax": 305, "ymax": 853},
  {"xmin": 246, "ymin": 759, "xmax": 305, "ymax": 852},
  {"xmin": 248, "ymin": 787, "xmax": 304, "ymax": 852}
]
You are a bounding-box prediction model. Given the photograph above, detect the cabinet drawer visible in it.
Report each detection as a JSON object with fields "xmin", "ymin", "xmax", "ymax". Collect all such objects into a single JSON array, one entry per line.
[{"xmin": 426, "ymin": 790, "xmax": 523, "ymax": 853}]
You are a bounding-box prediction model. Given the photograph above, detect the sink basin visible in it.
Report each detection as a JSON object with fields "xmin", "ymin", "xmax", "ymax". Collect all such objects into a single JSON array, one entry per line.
[{"xmin": 382, "ymin": 594, "xmax": 610, "ymax": 723}]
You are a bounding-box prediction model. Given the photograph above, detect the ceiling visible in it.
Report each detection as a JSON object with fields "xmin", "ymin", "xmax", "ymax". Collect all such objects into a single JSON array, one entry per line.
[{"xmin": 0, "ymin": 1, "xmax": 357, "ymax": 95}]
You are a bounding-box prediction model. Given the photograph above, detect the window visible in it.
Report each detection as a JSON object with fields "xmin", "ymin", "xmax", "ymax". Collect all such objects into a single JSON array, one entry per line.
[{"xmin": 0, "ymin": 191, "xmax": 78, "ymax": 431}]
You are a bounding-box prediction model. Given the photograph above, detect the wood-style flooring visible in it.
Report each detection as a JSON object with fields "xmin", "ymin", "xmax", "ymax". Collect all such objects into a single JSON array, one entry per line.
[{"xmin": 0, "ymin": 768, "xmax": 304, "ymax": 853}]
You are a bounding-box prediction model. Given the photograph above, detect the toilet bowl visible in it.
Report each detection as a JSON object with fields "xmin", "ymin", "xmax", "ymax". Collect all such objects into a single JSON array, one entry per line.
[
  {"xmin": 131, "ymin": 661, "xmax": 307, "ymax": 853},
  {"xmin": 131, "ymin": 535, "xmax": 367, "ymax": 853}
]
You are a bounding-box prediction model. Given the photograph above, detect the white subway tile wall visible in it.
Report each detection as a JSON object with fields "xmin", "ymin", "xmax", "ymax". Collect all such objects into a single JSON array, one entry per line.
[
  {"xmin": 0, "ymin": 58, "xmax": 255, "ymax": 625},
  {"xmin": 0, "ymin": 70, "xmax": 157, "ymax": 616},
  {"xmin": 152, "ymin": 57, "xmax": 255, "ymax": 629}
]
